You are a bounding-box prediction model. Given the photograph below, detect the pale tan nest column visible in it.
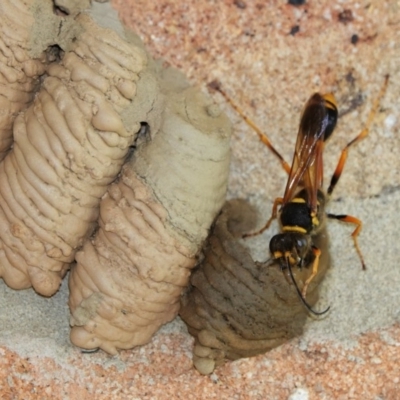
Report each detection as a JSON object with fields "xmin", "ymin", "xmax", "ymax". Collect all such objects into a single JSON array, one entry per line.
[{"xmin": 69, "ymin": 73, "xmax": 232, "ymax": 353}]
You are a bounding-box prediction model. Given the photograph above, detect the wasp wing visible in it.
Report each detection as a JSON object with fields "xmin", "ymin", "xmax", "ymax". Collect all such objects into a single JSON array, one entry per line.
[{"xmin": 282, "ymin": 93, "xmax": 337, "ymax": 212}]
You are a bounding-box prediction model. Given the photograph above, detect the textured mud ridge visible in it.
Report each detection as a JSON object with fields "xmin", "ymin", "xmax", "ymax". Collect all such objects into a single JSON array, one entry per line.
[
  {"xmin": 0, "ymin": 0, "xmax": 48, "ymax": 160},
  {"xmin": 180, "ymin": 199, "xmax": 330, "ymax": 374},
  {"xmin": 0, "ymin": 6, "xmax": 158, "ymax": 296}
]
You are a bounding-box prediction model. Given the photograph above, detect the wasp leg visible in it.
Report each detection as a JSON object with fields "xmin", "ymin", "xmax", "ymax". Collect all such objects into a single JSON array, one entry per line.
[
  {"xmin": 327, "ymin": 75, "xmax": 389, "ymax": 196},
  {"xmin": 243, "ymin": 197, "xmax": 283, "ymax": 238},
  {"xmin": 327, "ymin": 213, "xmax": 366, "ymax": 270},
  {"xmin": 286, "ymin": 254, "xmax": 329, "ymax": 316},
  {"xmin": 301, "ymin": 246, "xmax": 321, "ymax": 299},
  {"xmin": 208, "ymin": 80, "xmax": 291, "ymax": 174}
]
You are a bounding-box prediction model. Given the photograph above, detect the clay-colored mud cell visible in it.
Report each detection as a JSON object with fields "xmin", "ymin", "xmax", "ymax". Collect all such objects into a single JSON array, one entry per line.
[{"xmin": 180, "ymin": 199, "xmax": 330, "ymax": 374}]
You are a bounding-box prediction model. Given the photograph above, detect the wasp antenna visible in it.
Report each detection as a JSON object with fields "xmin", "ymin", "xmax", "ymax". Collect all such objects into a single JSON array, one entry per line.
[
  {"xmin": 286, "ymin": 259, "xmax": 330, "ymax": 316},
  {"xmin": 208, "ymin": 80, "xmax": 291, "ymax": 174}
]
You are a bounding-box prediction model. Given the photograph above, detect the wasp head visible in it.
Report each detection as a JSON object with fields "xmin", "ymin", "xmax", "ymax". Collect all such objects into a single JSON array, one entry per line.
[{"xmin": 269, "ymin": 232, "xmax": 312, "ymax": 269}]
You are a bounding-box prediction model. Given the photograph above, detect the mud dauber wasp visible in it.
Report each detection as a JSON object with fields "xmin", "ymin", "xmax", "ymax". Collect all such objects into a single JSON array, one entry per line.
[{"xmin": 209, "ymin": 76, "xmax": 389, "ymax": 315}]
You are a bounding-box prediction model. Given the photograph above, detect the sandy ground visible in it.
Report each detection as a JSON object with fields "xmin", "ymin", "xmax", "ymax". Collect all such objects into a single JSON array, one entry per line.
[{"xmin": 1, "ymin": 0, "xmax": 400, "ymax": 399}]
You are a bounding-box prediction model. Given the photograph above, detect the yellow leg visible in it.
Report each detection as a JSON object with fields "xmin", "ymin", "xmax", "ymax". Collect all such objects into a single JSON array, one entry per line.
[
  {"xmin": 302, "ymin": 247, "xmax": 321, "ymax": 299},
  {"xmin": 243, "ymin": 197, "xmax": 283, "ymax": 238},
  {"xmin": 327, "ymin": 213, "xmax": 366, "ymax": 270}
]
